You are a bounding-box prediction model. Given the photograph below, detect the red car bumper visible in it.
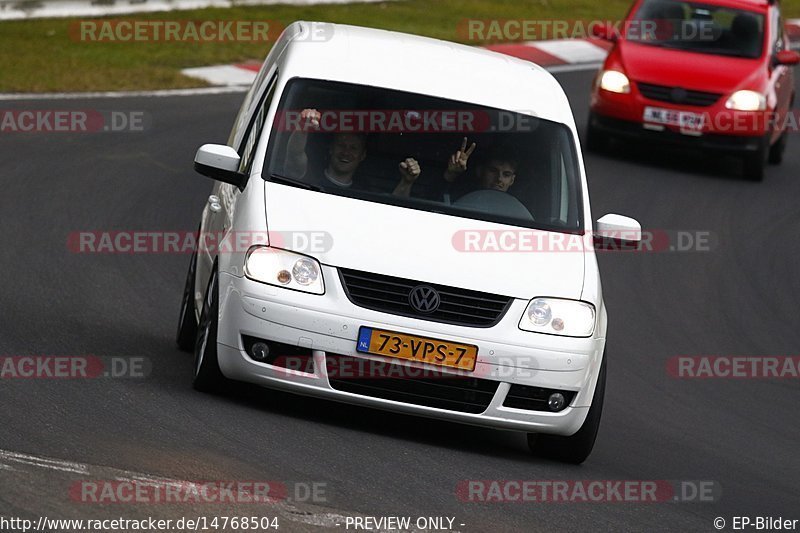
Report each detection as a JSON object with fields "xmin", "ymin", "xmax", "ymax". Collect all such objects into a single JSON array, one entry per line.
[{"xmin": 590, "ymin": 83, "xmax": 771, "ymax": 152}]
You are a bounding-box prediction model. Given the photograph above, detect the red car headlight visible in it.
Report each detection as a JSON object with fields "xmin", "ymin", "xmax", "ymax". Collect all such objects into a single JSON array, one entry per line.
[
  {"xmin": 725, "ymin": 90, "xmax": 767, "ymax": 112},
  {"xmin": 599, "ymin": 70, "xmax": 631, "ymax": 94}
]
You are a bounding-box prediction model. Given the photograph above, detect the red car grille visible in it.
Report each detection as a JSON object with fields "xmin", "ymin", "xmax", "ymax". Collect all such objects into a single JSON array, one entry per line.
[{"xmin": 637, "ymin": 82, "xmax": 722, "ymax": 107}]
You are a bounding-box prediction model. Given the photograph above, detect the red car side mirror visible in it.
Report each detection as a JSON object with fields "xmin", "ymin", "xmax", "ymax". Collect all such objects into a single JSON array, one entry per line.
[
  {"xmin": 591, "ymin": 23, "xmax": 618, "ymax": 42},
  {"xmin": 775, "ymin": 50, "xmax": 800, "ymax": 66}
]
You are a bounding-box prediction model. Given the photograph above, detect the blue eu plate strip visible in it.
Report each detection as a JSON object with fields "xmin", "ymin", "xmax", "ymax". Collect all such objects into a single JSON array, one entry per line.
[{"xmin": 356, "ymin": 327, "xmax": 373, "ymax": 353}]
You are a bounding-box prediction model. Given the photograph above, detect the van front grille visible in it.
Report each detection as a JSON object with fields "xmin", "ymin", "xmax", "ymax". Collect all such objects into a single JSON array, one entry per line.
[{"xmin": 338, "ymin": 268, "xmax": 513, "ymax": 327}]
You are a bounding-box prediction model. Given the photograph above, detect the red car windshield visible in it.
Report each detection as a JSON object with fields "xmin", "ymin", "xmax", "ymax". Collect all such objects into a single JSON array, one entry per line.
[{"xmin": 627, "ymin": 0, "xmax": 765, "ymax": 59}]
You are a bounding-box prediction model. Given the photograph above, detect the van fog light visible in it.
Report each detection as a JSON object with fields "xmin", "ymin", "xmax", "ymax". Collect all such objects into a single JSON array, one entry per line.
[
  {"xmin": 250, "ymin": 342, "xmax": 270, "ymax": 362},
  {"xmin": 548, "ymin": 393, "xmax": 566, "ymax": 412}
]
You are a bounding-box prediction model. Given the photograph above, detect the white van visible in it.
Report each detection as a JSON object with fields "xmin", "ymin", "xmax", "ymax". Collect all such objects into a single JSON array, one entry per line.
[{"xmin": 176, "ymin": 22, "xmax": 641, "ymax": 464}]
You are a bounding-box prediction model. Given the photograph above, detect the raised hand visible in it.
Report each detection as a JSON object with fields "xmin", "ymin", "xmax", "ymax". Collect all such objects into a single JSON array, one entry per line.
[
  {"xmin": 285, "ymin": 108, "xmax": 321, "ymax": 177},
  {"xmin": 394, "ymin": 157, "xmax": 422, "ymax": 198},
  {"xmin": 399, "ymin": 157, "xmax": 421, "ymax": 183},
  {"xmin": 445, "ymin": 137, "xmax": 477, "ymax": 181},
  {"xmin": 299, "ymin": 108, "xmax": 321, "ymax": 131}
]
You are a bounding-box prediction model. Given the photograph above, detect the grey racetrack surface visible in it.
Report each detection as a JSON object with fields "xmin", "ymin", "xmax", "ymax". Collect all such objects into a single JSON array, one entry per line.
[{"xmin": 1, "ymin": 70, "xmax": 798, "ymax": 532}]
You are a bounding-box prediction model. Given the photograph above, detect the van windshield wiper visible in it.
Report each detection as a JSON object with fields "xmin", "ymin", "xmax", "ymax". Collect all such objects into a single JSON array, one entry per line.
[{"xmin": 268, "ymin": 173, "xmax": 322, "ymax": 192}]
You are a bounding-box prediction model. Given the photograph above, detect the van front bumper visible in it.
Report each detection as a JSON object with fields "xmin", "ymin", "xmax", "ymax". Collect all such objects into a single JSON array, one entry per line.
[{"xmin": 215, "ymin": 270, "xmax": 606, "ymax": 436}]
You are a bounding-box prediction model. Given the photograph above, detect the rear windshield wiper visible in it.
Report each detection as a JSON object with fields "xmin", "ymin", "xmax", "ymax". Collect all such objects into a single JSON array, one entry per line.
[{"xmin": 268, "ymin": 173, "xmax": 322, "ymax": 192}]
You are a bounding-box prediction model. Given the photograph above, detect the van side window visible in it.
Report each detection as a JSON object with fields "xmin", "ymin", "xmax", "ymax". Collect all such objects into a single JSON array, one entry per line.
[{"xmin": 239, "ymin": 76, "xmax": 278, "ymax": 174}]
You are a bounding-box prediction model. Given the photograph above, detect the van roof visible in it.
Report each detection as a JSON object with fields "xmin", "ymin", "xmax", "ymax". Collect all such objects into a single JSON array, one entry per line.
[{"xmin": 275, "ymin": 22, "xmax": 577, "ymax": 128}]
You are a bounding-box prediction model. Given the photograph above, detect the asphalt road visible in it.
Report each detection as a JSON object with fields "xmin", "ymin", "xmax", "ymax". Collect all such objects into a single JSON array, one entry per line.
[{"xmin": 1, "ymin": 69, "xmax": 799, "ymax": 532}]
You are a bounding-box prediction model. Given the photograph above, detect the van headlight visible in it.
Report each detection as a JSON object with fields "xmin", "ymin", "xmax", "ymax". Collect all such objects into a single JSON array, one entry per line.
[
  {"xmin": 520, "ymin": 298, "xmax": 596, "ymax": 337},
  {"xmin": 245, "ymin": 246, "xmax": 324, "ymax": 295},
  {"xmin": 725, "ymin": 90, "xmax": 766, "ymax": 111},
  {"xmin": 599, "ymin": 70, "xmax": 631, "ymax": 94}
]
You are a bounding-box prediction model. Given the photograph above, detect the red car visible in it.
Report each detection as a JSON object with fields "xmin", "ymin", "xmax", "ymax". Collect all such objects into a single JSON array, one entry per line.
[{"xmin": 588, "ymin": 0, "xmax": 800, "ymax": 180}]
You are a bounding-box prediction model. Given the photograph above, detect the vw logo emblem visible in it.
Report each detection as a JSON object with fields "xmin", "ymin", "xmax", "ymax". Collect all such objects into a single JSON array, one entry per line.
[
  {"xmin": 671, "ymin": 87, "xmax": 688, "ymax": 103},
  {"xmin": 409, "ymin": 285, "xmax": 441, "ymax": 314}
]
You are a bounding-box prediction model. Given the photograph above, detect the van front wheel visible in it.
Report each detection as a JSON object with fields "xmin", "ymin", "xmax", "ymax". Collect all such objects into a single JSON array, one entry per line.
[{"xmin": 527, "ymin": 354, "xmax": 606, "ymax": 464}]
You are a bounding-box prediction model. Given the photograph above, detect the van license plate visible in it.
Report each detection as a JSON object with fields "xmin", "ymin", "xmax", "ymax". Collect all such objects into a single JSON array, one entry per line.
[{"xmin": 356, "ymin": 327, "xmax": 478, "ymax": 372}]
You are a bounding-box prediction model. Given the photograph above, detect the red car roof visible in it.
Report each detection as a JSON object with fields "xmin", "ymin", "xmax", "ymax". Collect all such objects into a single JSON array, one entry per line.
[{"xmin": 629, "ymin": 0, "xmax": 771, "ymax": 14}]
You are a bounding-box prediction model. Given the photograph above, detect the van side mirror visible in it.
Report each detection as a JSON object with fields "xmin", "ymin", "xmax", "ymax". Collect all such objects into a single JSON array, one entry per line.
[
  {"xmin": 194, "ymin": 144, "xmax": 247, "ymax": 189},
  {"xmin": 594, "ymin": 214, "xmax": 642, "ymax": 251}
]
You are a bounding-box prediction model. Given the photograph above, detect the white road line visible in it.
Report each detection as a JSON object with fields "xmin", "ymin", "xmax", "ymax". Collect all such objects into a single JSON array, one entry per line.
[
  {"xmin": 0, "ymin": 0, "xmax": 389, "ymax": 21},
  {"xmin": 0, "ymin": 448, "xmax": 191, "ymax": 482},
  {"xmin": 119, "ymin": 474, "xmax": 191, "ymax": 488},
  {"xmin": 287, "ymin": 510, "xmax": 361, "ymax": 528},
  {"xmin": 546, "ymin": 62, "xmax": 603, "ymax": 73},
  {"xmin": 0, "ymin": 449, "xmax": 89, "ymax": 475},
  {"xmin": 0, "ymin": 86, "xmax": 248, "ymax": 101},
  {"xmin": 0, "ymin": 447, "xmax": 353, "ymax": 529},
  {"xmin": 182, "ymin": 65, "xmax": 259, "ymax": 87}
]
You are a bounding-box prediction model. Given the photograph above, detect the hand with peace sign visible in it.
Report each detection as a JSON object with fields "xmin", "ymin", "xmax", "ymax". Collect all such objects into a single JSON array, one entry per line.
[{"xmin": 444, "ymin": 137, "xmax": 477, "ymax": 183}]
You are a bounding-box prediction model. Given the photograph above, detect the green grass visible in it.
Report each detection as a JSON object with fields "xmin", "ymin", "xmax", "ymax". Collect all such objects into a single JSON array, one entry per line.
[{"xmin": 1, "ymin": 0, "xmax": 798, "ymax": 93}]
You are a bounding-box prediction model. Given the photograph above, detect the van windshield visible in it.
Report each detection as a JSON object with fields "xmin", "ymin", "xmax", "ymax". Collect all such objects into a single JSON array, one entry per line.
[
  {"xmin": 263, "ymin": 78, "xmax": 584, "ymax": 233},
  {"xmin": 627, "ymin": 0, "xmax": 765, "ymax": 59}
]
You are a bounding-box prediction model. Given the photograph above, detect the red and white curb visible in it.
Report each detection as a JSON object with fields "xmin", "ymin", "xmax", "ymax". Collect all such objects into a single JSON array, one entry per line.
[
  {"xmin": 182, "ymin": 62, "xmax": 262, "ymax": 86},
  {"xmin": 484, "ymin": 38, "xmax": 612, "ymax": 68},
  {"xmin": 183, "ymin": 22, "xmax": 800, "ymax": 87},
  {"xmin": 181, "ymin": 38, "xmax": 612, "ymax": 86}
]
